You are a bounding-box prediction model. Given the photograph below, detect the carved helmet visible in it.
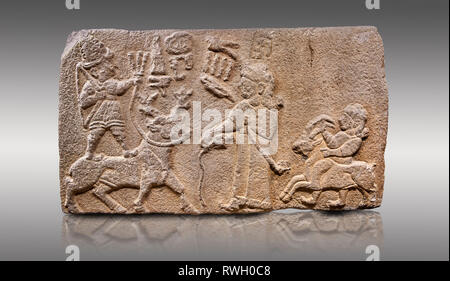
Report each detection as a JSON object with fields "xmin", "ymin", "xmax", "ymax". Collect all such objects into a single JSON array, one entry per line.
[{"xmin": 80, "ymin": 36, "xmax": 114, "ymax": 69}]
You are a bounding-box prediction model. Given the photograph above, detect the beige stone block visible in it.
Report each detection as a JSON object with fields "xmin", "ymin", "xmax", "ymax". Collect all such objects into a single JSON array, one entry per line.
[{"xmin": 59, "ymin": 27, "xmax": 388, "ymax": 214}]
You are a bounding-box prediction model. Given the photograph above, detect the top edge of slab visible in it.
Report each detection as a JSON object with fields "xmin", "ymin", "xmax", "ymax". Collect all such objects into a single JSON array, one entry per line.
[{"xmin": 62, "ymin": 26, "xmax": 380, "ymax": 60}]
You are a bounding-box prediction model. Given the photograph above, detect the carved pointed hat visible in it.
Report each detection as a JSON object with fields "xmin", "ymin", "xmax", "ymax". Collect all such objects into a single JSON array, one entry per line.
[{"xmin": 80, "ymin": 35, "xmax": 114, "ymax": 69}]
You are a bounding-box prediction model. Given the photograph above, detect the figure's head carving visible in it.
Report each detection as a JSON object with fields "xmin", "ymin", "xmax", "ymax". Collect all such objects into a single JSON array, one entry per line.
[
  {"xmin": 79, "ymin": 36, "xmax": 116, "ymax": 82},
  {"xmin": 340, "ymin": 103, "xmax": 369, "ymax": 138},
  {"xmin": 80, "ymin": 36, "xmax": 114, "ymax": 68},
  {"xmin": 239, "ymin": 63, "xmax": 274, "ymax": 95},
  {"xmin": 238, "ymin": 62, "xmax": 282, "ymax": 109}
]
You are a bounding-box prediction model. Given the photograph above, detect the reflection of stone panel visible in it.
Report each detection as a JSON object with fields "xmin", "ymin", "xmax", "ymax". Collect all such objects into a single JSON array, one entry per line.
[
  {"xmin": 62, "ymin": 211, "xmax": 383, "ymax": 260},
  {"xmin": 59, "ymin": 27, "xmax": 388, "ymax": 214}
]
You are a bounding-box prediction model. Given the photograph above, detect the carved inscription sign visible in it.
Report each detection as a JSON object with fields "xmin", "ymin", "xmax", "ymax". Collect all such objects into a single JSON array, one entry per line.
[{"xmin": 59, "ymin": 27, "xmax": 388, "ymax": 214}]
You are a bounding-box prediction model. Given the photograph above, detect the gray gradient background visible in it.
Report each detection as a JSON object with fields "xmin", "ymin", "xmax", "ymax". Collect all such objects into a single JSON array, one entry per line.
[{"xmin": 0, "ymin": 0, "xmax": 448, "ymax": 260}]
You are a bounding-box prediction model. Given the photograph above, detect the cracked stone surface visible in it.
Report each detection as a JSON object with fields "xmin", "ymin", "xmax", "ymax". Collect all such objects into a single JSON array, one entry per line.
[{"xmin": 59, "ymin": 26, "xmax": 388, "ymax": 214}]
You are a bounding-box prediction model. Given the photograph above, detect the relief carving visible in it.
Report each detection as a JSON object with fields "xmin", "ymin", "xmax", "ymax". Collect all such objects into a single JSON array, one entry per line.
[
  {"xmin": 165, "ymin": 32, "xmax": 194, "ymax": 81},
  {"xmin": 65, "ymin": 36, "xmax": 198, "ymax": 214},
  {"xmin": 149, "ymin": 36, "xmax": 166, "ymax": 75},
  {"xmin": 278, "ymin": 104, "xmax": 378, "ymax": 208},
  {"xmin": 199, "ymin": 62, "xmax": 290, "ymax": 211},
  {"xmin": 59, "ymin": 27, "xmax": 388, "ymax": 214},
  {"xmin": 200, "ymin": 37, "xmax": 240, "ymax": 102},
  {"xmin": 76, "ymin": 37, "xmax": 142, "ymax": 161}
]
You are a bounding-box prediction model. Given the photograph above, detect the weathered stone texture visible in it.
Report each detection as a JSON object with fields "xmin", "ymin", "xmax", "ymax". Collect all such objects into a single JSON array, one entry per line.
[{"xmin": 59, "ymin": 27, "xmax": 388, "ymax": 214}]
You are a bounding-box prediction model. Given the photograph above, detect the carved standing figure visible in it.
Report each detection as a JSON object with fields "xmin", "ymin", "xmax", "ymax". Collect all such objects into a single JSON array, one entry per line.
[
  {"xmin": 279, "ymin": 103, "xmax": 377, "ymax": 207},
  {"xmin": 200, "ymin": 61, "xmax": 290, "ymax": 211}
]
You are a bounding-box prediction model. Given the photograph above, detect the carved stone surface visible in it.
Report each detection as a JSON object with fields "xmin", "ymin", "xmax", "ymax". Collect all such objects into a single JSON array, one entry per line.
[{"xmin": 59, "ymin": 27, "xmax": 388, "ymax": 214}]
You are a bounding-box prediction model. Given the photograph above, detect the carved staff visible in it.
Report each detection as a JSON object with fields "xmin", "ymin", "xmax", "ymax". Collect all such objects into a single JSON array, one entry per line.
[
  {"xmin": 197, "ymin": 141, "xmax": 226, "ymax": 208},
  {"xmin": 197, "ymin": 147, "xmax": 209, "ymax": 207}
]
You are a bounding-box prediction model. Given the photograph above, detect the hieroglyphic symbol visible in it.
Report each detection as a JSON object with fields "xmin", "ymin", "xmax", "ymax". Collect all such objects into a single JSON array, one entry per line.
[
  {"xmin": 138, "ymin": 86, "xmax": 192, "ymax": 140},
  {"xmin": 165, "ymin": 32, "xmax": 194, "ymax": 81},
  {"xmin": 147, "ymin": 35, "xmax": 172, "ymax": 95},
  {"xmin": 165, "ymin": 32, "xmax": 193, "ymax": 55},
  {"xmin": 169, "ymin": 53, "xmax": 193, "ymax": 81},
  {"xmin": 200, "ymin": 37, "xmax": 240, "ymax": 102},
  {"xmin": 145, "ymin": 32, "xmax": 195, "ymax": 94},
  {"xmin": 250, "ymin": 32, "xmax": 273, "ymax": 59},
  {"xmin": 202, "ymin": 52, "xmax": 234, "ymax": 81},
  {"xmin": 279, "ymin": 104, "xmax": 377, "ymax": 208},
  {"xmin": 202, "ymin": 39, "xmax": 238, "ymax": 80},
  {"xmin": 128, "ymin": 51, "xmax": 150, "ymax": 76}
]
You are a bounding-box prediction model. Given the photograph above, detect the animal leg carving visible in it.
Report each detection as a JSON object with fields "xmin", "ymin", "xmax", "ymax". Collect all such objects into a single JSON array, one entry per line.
[
  {"xmin": 93, "ymin": 181, "xmax": 127, "ymax": 213},
  {"xmin": 133, "ymin": 183, "xmax": 152, "ymax": 212},
  {"xmin": 165, "ymin": 171, "xmax": 199, "ymax": 214},
  {"xmin": 279, "ymin": 174, "xmax": 309, "ymax": 203}
]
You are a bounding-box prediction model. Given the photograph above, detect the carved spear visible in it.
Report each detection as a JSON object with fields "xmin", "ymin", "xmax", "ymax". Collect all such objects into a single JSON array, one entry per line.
[{"xmin": 197, "ymin": 147, "xmax": 208, "ymax": 207}]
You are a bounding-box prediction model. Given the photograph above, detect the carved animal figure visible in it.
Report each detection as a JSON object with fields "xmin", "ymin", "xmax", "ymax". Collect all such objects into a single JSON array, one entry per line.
[{"xmin": 63, "ymin": 138, "xmax": 198, "ymax": 214}]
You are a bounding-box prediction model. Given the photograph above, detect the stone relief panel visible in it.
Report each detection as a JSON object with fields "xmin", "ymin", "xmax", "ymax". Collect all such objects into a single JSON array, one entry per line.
[{"xmin": 59, "ymin": 27, "xmax": 388, "ymax": 214}]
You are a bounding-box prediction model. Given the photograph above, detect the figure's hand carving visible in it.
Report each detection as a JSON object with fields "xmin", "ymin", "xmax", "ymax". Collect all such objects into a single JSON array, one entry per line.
[
  {"xmin": 320, "ymin": 147, "xmax": 332, "ymax": 158},
  {"xmin": 272, "ymin": 160, "xmax": 291, "ymax": 175}
]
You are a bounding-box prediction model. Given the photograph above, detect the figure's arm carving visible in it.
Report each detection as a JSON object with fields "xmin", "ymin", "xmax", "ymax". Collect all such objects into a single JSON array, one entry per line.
[
  {"xmin": 323, "ymin": 137, "xmax": 362, "ymax": 157},
  {"xmin": 322, "ymin": 130, "xmax": 341, "ymax": 148},
  {"xmin": 115, "ymin": 78, "xmax": 136, "ymax": 96}
]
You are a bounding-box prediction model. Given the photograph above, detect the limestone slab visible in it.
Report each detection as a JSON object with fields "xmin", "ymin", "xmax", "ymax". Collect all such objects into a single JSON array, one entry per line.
[{"xmin": 59, "ymin": 27, "xmax": 388, "ymax": 214}]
